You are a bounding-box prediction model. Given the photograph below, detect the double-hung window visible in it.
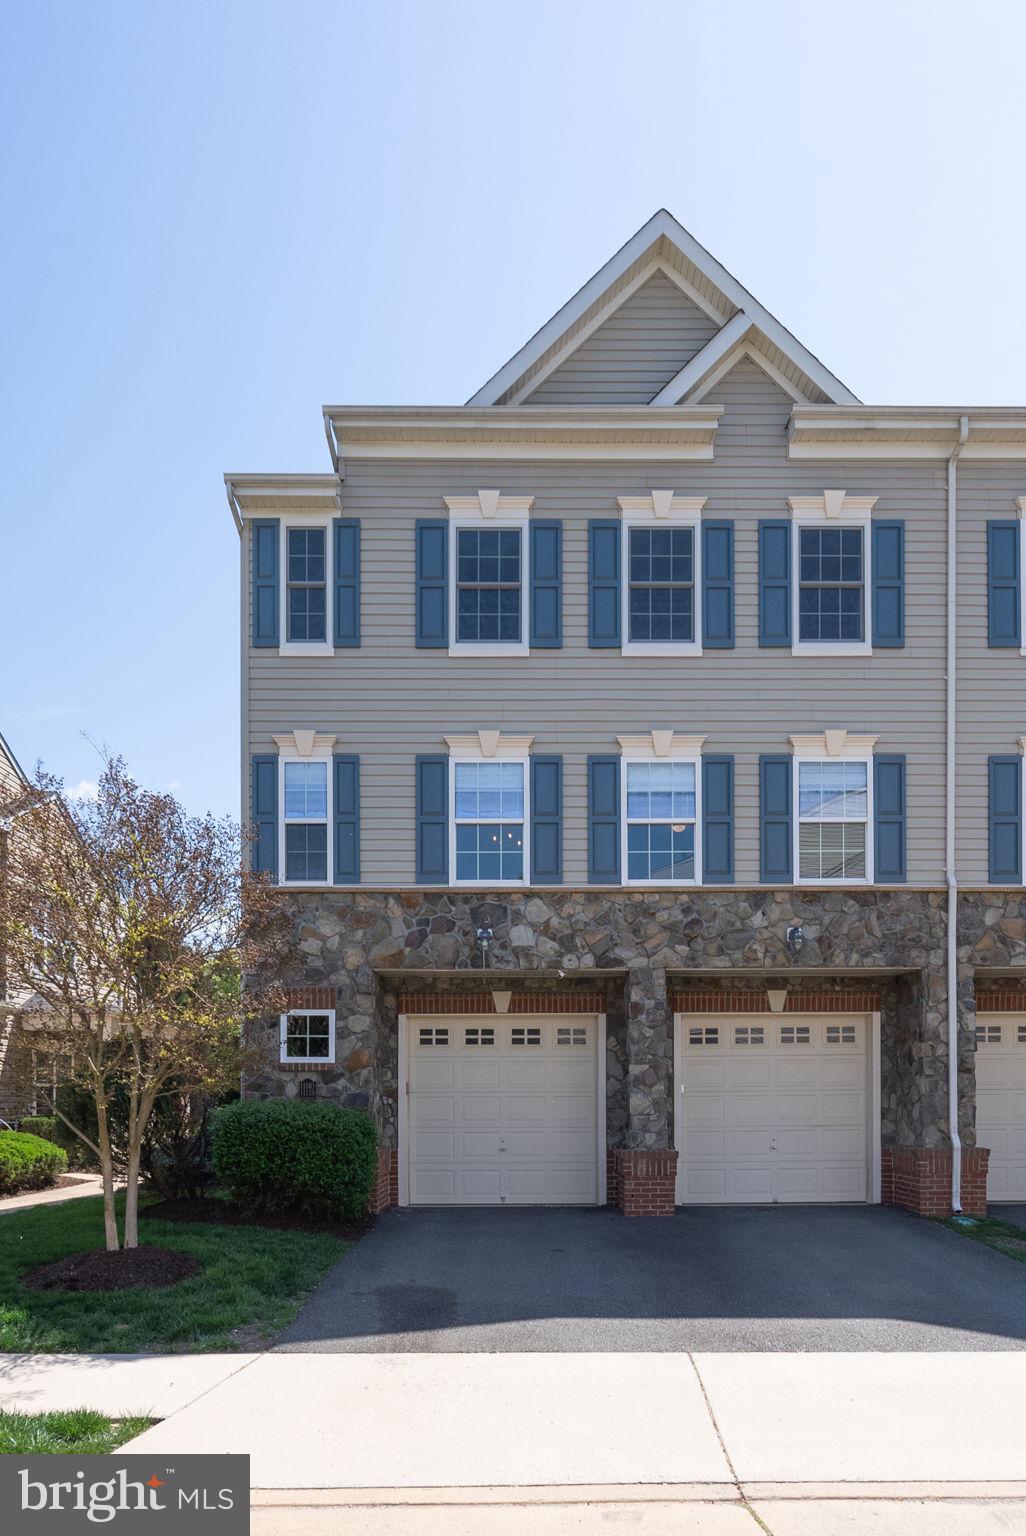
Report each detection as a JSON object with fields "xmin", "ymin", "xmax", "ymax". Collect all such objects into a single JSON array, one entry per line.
[
  {"xmin": 618, "ymin": 735, "xmax": 704, "ymax": 884},
  {"xmin": 796, "ymin": 757, "xmax": 872, "ymax": 883},
  {"xmin": 456, "ymin": 529, "xmax": 521, "ymax": 643},
  {"xmin": 798, "ymin": 526, "xmax": 863, "ymax": 642},
  {"xmin": 452, "ymin": 759, "xmax": 527, "ymax": 883},
  {"xmin": 789, "ymin": 495, "xmax": 875, "ymax": 656},
  {"xmin": 283, "ymin": 760, "xmax": 329, "ymax": 883},
  {"xmin": 618, "ymin": 495, "xmax": 705, "ymax": 655},
  {"xmin": 286, "ymin": 527, "xmax": 327, "ymax": 643},
  {"xmin": 445, "ymin": 495, "xmax": 532, "ymax": 656},
  {"xmin": 280, "ymin": 1008, "xmax": 336, "ymax": 1064}
]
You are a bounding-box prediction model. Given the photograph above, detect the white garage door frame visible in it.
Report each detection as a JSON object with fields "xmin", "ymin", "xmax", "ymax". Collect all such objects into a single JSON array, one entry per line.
[
  {"xmin": 672, "ymin": 1010, "xmax": 882, "ymax": 1206},
  {"xmin": 974, "ymin": 1010, "xmax": 1026, "ymax": 1202},
  {"xmin": 397, "ymin": 1012, "xmax": 607, "ymax": 1207}
]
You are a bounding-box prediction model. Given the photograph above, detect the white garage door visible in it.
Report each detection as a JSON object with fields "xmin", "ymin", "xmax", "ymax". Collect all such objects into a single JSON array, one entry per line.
[
  {"xmin": 678, "ymin": 1014, "xmax": 871, "ymax": 1204},
  {"xmin": 406, "ymin": 1016, "xmax": 600, "ymax": 1206},
  {"xmin": 975, "ymin": 1014, "xmax": 1026, "ymax": 1201}
]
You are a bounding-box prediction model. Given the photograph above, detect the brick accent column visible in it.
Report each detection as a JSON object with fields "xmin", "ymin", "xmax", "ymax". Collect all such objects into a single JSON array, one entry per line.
[
  {"xmin": 610, "ymin": 1149, "xmax": 678, "ymax": 1216},
  {"xmin": 881, "ymin": 1146, "xmax": 989, "ymax": 1218},
  {"xmin": 366, "ymin": 1147, "xmax": 399, "ymax": 1214}
]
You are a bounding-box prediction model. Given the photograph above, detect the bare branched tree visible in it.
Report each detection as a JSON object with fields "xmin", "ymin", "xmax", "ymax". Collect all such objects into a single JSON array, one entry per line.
[{"xmin": 0, "ymin": 758, "xmax": 291, "ymax": 1250}]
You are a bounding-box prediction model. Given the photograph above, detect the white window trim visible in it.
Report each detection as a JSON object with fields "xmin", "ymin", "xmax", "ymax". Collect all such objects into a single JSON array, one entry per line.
[
  {"xmin": 274, "ymin": 731, "xmax": 336, "ymax": 887},
  {"xmin": 790, "ymin": 731, "xmax": 878, "ymax": 886},
  {"xmin": 618, "ymin": 730, "xmax": 706, "ymax": 886},
  {"xmin": 445, "ymin": 492, "xmax": 533, "ymax": 658},
  {"xmin": 619, "ymin": 494, "xmax": 706, "ymax": 657},
  {"xmin": 446, "ymin": 731, "xmax": 534, "ymax": 887},
  {"xmin": 278, "ymin": 510, "xmax": 334, "ymax": 657},
  {"xmin": 1016, "ymin": 498, "xmax": 1026, "ymax": 657},
  {"xmin": 279, "ymin": 1008, "xmax": 336, "ymax": 1066},
  {"xmin": 789, "ymin": 492, "xmax": 877, "ymax": 657}
]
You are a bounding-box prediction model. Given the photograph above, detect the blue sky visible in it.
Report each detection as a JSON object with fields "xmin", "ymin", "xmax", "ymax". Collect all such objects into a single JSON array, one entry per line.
[{"xmin": 3, "ymin": 0, "xmax": 1024, "ymax": 817}]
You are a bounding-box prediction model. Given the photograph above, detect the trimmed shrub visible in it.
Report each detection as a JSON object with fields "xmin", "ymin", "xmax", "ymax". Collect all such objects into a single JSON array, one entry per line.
[
  {"xmin": 18, "ymin": 1116, "xmax": 59, "ymax": 1144},
  {"xmin": 213, "ymin": 1100, "xmax": 377, "ymax": 1218},
  {"xmin": 0, "ymin": 1130, "xmax": 68, "ymax": 1195}
]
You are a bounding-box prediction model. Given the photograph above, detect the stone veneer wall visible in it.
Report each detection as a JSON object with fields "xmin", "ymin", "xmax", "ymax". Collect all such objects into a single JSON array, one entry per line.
[{"xmin": 244, "ymin": 887, "xmax": 1026, "ymax": 1151}]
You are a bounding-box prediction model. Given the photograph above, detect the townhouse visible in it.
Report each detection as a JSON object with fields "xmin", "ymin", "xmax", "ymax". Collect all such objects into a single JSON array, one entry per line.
[{"xmin": 228, "ymin": 211, "xmax": 1026, "ymax": 1218}]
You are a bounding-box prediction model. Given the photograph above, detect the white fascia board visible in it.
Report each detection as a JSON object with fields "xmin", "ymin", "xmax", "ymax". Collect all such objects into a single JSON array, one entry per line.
[
  {"xmin": 467, "ymin": 209, "xmax": 860, "ymax": 407},
  {"xmin": 648, "ymin": 313, "xmax": 754, "ymax": 405},
  {"xmin": 789, "ymin": 408, "xmax": 1026, "ymax": 460}
]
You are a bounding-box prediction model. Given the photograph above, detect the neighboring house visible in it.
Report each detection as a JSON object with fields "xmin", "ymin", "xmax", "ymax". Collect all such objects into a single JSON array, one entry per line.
[
  {"xmin": 0, "ymin": 729, "xmax": 34, "ymax": 1121},
  {"xmin": 227, "ymin": 209, "xmax": 1026, "ymax": 1219}
]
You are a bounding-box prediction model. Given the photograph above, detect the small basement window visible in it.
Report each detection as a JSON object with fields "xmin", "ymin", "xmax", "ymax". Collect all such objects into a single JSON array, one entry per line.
[{"xmin": 280, "ymin": 1009, "xmax": 335, "ymax": 1064}]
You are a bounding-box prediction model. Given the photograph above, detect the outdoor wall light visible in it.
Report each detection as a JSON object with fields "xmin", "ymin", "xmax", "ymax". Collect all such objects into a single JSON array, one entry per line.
[
  {"xmin": 475, "ymin": 926, "xmax": 494, "ymax": 967},
  {"xmin": 785, "ymin": 923, "xmax": 805, "ymax": 958}
]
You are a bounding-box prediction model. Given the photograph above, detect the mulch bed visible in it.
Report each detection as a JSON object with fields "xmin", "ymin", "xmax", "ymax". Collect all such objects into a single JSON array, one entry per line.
[
  {"xmin": 23, "ymin": 1247, "xmax": 201, "ymax": 1293},
  {"xmin": 140, "ymin": 1197, "xmax": 375, "ymax": 1242}
]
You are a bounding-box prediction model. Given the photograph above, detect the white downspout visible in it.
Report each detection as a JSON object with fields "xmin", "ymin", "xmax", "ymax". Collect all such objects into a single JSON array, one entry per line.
[{"xmin": 946, "ymin": 414, "xmax": 970, "ymax": 1212}]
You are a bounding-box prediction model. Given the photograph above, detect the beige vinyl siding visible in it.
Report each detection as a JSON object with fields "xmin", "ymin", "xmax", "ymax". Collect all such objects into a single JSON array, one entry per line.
[
  {"xmin": 0, "ymin": 746, "xmax": 25, "ymax": 800},
  {"xmin": 246, "ymin": 358, "xmax": 960, "ymax": 888},
  {"xmin": 956, "ymin": 466, "xmax": 1026, "ymax": 885},
  {"xmin": 525, "ymin": 272, "xmax": 719, "ymax": 405}
]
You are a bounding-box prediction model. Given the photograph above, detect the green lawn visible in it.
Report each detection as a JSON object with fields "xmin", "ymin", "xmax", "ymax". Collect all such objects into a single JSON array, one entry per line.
[
  {"xmin": 944, "ymin": 1214, "xmax": 1026, "ymax": 1265},
  {"xmin": 0, "ymin": 1195, "xmax": 345, "ymax": 1353},
  {"xmin": 0, "ymin": 1409, "xmax": 151, "ymax": 1454}
]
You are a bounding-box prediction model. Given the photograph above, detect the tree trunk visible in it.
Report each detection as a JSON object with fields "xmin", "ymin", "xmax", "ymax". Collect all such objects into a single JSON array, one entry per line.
[
  {"xmin": 94, "ymin": 1091, "xmax": 120, "ymax": 1252},
  {"xmin": 123, "ymin": 1085, "xmax": 157, "ymax": 1249}
]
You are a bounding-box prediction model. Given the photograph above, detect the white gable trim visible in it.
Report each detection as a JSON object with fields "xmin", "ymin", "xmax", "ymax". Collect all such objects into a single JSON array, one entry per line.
[
  {"xmin": 648, "ymin": 313, "xmax": 754, "ymax": 405},
  {"xmin": 686, "ymin": 340, "xmax": 813, "ymax": 406},
  {"xmin": 468, "ymin": 209, "xmax": 859, "ymax": 408},
  {"xmin": 505, "ymin": 258, "xmax": 729, "ymax": 408}
]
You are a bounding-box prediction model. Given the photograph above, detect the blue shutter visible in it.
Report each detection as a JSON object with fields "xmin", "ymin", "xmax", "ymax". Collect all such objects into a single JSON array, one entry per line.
[
  {"xmin": 587, "ymin": 755, "xmax": 620, "ymax": 883},
  {"xmin": 872, "ymin": 521, "xmax": 905, "ymax": 647},
  {"xmin": 531, "ymin": 755, "xmax": 563, "ymax": 883},
  {"xmin": 415, "ymin": 755, "xmax": 448, "ymax": 883},
  {"xmin": 874, "ymin": 754, "xmax": 907, "ymax": 882},
  {"xmin": 530, "ymin": 520, "xmax": 563, "ymax": 648},
  {"xmin": 251, "ymin": 519, "xmax": 280, "ymax": 647},
  {"xmin": 989, "ymin": 755, "xmax": 1022, "ymax": 884},
  {"xmin": 333, "ymin": 754, "xmax": 360, "ymax": 882},
  {"xmin": 250, "ymin": 754, "xmax": 278, "ymax": 880},
  {"xmin": 702, "ymin": 521, "xmax": 735, "ymax": 649},
  {"xmin": 415, "ymin": 520, "xmax": 448, "ymax": 648},
  {"xmin": 588, "ymin": 520, "xmax": 621, "ymax": 647},
  {"xmin": 758, "ymin": 521, "xmax": 791, "ymax": 646},
  {"xmin": 702, "ymin": 755, "xmax": 734, "ymax": 883},
  {"xmin": 333, "ymin": 518, "xmax": 360, "ymax": 647},
  {"xmin": 759, "ymin": 755, "xmax": 793, "ymax": 882},
  {"xmin": 988, "ymin": 520, "xmax": 1022, "ymax": 648}
]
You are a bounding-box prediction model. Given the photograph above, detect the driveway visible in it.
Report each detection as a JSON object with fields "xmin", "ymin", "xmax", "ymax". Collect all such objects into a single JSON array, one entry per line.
[{"xmin": 277, "ymin": 1205, "xmax": 1026, "ymax": 1354}]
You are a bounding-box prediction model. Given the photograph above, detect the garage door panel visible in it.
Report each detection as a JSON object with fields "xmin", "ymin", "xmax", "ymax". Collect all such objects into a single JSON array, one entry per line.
[
  {"xmin": 728, "ymin": 1094, "xmax": 773, "ymax": 1126},
  {"xmin": 502, "ymin": 1060, "xmax": 547, "ymax": 1089},
  {"xmin": 411, "ymin": 1059, "xmax": 457, "ymax": 1089},
  {"xmin": 680, "ymin": 1013, "xmax": 871, "ymax": 1206},
  {"xmin": 775, "ymin": 1060, "xmax": 818, "ymax": 1089},
  {"xmin": 407, "ymin": 1016, "xmax": 599, "ymax": 1206},
  {"xmin": 412, "ymin": 1097, "xmax": 455, "ymax": 1125},
  {"xmin": 458, "ymin": 1059, "xmax": 501, "ymax": 1089},
  {"xmin": 726, "ymin": 1060, "xmax": 772, "ymax": 1089},
  {"xmin": 462, "ymin": 1096, "xmax": 502, "ymax": 1122}
]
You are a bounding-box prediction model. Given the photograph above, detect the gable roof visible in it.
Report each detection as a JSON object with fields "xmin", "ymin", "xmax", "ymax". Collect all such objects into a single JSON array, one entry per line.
[
  {"xmin": 0, "ymin": 729, "xmax": 28, "ymax": 788},
  {"xmin": 467, "ymin": 209, "xmax": 859, "ymax": 409}
]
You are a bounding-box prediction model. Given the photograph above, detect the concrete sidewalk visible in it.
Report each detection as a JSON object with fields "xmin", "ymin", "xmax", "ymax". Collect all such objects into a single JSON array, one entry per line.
[
  {"xmin": 26, "ymin": 1350, "xmax": 1020, "ymax": 1488},
  {"xmin": 0, "ymin": 1174, "xmax": 107, "ymax": 1215}
]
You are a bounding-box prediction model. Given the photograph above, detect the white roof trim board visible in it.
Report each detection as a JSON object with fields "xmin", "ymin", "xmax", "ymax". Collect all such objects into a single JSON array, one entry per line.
[
  {"xmin": 468, "ymin": 209, "xmax": 860, "ymax": 409},
  {"xmin": 0, "ymin": 729, "xmax": 28, "ymax": 789}
]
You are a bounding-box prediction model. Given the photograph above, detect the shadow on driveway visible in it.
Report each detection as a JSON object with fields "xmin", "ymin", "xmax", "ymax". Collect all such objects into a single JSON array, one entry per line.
[{"xmin": 276, "ymin": 1204, "xmax": 1026, "ymax": 1354}]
